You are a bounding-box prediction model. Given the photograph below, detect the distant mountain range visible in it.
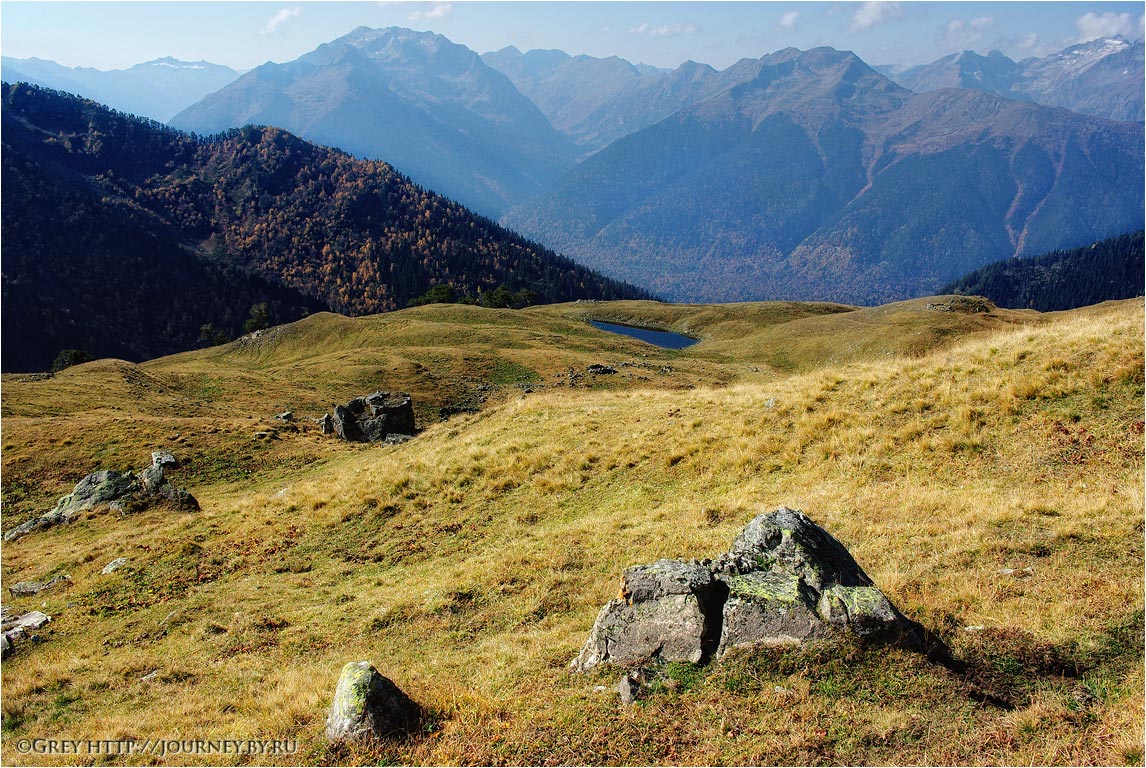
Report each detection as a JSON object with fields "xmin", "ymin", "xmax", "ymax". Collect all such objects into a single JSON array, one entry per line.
[
  {"xmin": 0, "ymin": 55, "xmax": 240, "ymax": 122},
  {"xmin": 170, "ymin": 27, "xmax": 577, "ymax": 217},
  {"xmin": 481, "ymin": 47, "xmax": 732, "ymax": 154},
  {"xmin": 4, "ymin": 28, "xmax": 1142, "ymax": 312},
  {"xmin": 1, "ymin": 84, "xmax": 644, "ymax": 372},
  {"xmin": 883, "ymin": 36, "xmax": 1144, "ymax": 122},
  {"xmin": 505, "ymin": 46, "xmax": 1144, "ymax": 304}
]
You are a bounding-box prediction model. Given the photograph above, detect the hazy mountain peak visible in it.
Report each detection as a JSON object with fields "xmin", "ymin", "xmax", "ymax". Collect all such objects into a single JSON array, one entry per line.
[
  {"xmin": 676, "ymin": 59, "xmax": 715, "ymax": 73},
  {"xmin": 895, "ymin": 34, "xmax": 1143, "ymax": 121},
  {"xmin": 1, "ymin": 53, "xmax": 240, "ymax": 122},
  {"xmin": 172, "ymin": 26, "xmax": 576, "ymax": 217}
]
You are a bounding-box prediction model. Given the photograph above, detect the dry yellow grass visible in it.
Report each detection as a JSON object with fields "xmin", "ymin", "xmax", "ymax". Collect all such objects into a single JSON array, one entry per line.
[{"xmin": 1, "ymin": 297, "xmax": 1141, "ymax": 766}]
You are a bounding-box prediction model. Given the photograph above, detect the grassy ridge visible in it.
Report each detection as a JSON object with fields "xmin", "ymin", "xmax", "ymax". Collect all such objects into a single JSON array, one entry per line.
[{"xmin": 1, "ymin": 297, "xmax": 1141, "ymax": 765}]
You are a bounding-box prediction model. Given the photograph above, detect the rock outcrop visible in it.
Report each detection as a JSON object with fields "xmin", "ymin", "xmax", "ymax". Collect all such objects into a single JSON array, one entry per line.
[
  {"xmin": 572, "ymin": 507, "xmax": 917, "ymax": 672},
  {"xmin": 8, "ymin": 574, "xmax": 71, "ymax": 597},
  {"xmin": 330, "ymin": 392, "xmax": 416, "ymax": 443},
  {"xmin": 101, "ymin": 557, "xmax": 129, "ymax": 575},
  {"xmin": 3, "ymin": 453, "xmax": 198, "ymax": 542},
  {"xmin": 2, "ymin": 605, "xmax": 52, "ymax": 655},
  {"xmin": 325, "ymin": 661, "xmax": 421, "ymax": 745}
]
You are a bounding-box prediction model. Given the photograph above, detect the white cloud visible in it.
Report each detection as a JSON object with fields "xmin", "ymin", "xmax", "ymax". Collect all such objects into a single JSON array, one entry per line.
[
  {"xmin": 262, "ymin": 7, "xmax": 301, "ymax": 36},
  {"xmin": 628, "ymin": 22, "xmax": 699, "ymax": 38},
  {"xmin": 1075, "ymin": 11, "xmax": 1135, "ymax": 42},
  {"xmin": 778, "ymin": 11, "xmax": 799, "ymax": 30},
  {"xmin": 849, "ymin": 2, "xmax": 905, "ymax": 32},
  {"xmin": 408, "ymin": 3, "xmax": 453, "ymax": 21},
  {"xmin": 1018, "ymin": 32, "xmax": 1040, "ymax": 52},
  {"xmin": 943, "ymin": 15, "xmax": 995, "ymax": 49}
]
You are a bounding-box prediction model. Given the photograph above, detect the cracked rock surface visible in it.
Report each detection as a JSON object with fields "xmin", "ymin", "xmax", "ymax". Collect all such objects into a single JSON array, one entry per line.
[
  {"xmin": 330, "ymin": 391, "xmax": 416, "ymax": 443},
  {"xmin": 572, "ymin": 507, "xmax": 917, "ymax": 672}
]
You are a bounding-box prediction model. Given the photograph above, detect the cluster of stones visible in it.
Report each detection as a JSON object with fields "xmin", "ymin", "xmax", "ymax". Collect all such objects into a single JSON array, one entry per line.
[
  {"xmin": 3, "ymin": 452, "xmax": 198, "ymax": 542},
  {"xmin": 1, "ymin": 605, "xmax": 52, "ymax": 658},
  {"xmin": 320, "ymin": 392, "xmax": 416, "ymax": 443},
  {"xmin": 571, "ymin": 507, "xmax": 918, "ymax": 674},
  {"xmin": 320, "ymin": 508, "xmax": 917, "ymax": 743}
]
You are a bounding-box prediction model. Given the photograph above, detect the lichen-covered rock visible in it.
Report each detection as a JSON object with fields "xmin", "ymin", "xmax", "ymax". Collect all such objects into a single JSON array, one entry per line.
[
  {"xmin": 325, "ymin": 661, "xmax": 421, "ymax": 745},
  {"xmin": 3, "ymin": 470, "xmax": 138, "ymax": 541},
  {"xmin": 713, "ymin": 506, "xmax": 871, "ymax": 590},
  {"xmin": 571, "ymin": 559, "xmax": 723, "ymax": 672},
  {"xmin": 717, "ymin": 571, "xmax": 825, "ymax": 655},
  {"xmin": 712, "ymin": 508, "xmax": 911, "ymax": 655},
  {"xmin": 817, "ymin": 584, "xmax": 902, "ymax": 636},
  {"xmin": 331, "ymin": 392, "xmax": 416, "ymax": 443},
  {"xmin": 573, "ymin": 507, "xmax": 918, "ymax": 671},
  {"xmin": 3, "ymin": 454, "xmax": 198, "ymax": 542}
]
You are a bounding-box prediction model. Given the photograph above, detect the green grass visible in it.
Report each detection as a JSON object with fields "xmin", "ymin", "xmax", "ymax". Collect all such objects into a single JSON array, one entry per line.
[{"xmin": 0, "ymin": 297, "xmax": 1141, "ymax": 766}]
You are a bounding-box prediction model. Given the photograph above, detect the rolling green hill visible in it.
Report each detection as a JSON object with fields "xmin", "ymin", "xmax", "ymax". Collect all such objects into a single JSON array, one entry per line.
[{"xmin": 1, "ymin": 296, "xmax": 1141, "ymax": 765}]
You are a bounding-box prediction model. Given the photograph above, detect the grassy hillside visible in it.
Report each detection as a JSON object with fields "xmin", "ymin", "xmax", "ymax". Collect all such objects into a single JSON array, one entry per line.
[{"xmin": 1, "ymin": 297, "xmax": 1142, "ymax": 765}]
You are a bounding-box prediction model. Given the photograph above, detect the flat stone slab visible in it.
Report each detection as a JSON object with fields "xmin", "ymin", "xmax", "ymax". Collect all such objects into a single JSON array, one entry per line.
[{"xmin": 7, "ymin": 575, "xmax": 71, "ymax": 597}]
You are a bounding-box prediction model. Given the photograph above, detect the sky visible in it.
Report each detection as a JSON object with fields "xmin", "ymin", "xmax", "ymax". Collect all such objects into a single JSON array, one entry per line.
[{"xmin": 2, "ymin": 1, "xmax": 1144, "ymax": 72}]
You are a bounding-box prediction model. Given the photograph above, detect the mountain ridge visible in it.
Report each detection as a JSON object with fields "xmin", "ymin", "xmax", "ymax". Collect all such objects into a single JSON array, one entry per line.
[
  {"xmin": 890, "ymin": 36, "xmax": 1145, "ymax": 122},
  {"xmin": 172, "ymin": 26, "xmax": 577, "ymax": 217},
  {"xmin": 504, "ymin": 46, "xmax": 1144, "ymax": 304},
  {"xmin": 1, "ymin": 55, "xmax": 240, "ymax": 121}
]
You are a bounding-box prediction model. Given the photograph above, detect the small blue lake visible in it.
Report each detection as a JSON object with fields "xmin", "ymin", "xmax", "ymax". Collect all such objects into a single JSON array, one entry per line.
[{"xmin": 588, "ymin": 320, "xmax": 699, "ymax": 350}]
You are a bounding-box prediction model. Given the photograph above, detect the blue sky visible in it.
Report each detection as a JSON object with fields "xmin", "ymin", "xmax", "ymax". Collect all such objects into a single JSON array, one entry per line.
[{"xmin": 3, "ymin": 2, "xmax": 1143, "ymax": 71}]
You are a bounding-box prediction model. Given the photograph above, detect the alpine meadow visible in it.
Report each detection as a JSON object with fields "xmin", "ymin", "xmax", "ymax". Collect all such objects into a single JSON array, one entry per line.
[{"xmin": 1, "ymin": 3, "xmax": 1143, "ymax": 767}]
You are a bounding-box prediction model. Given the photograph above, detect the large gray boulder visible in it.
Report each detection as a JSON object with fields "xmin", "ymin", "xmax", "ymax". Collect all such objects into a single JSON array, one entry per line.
[
  {"xmin": 331, "ymin": 392, "xmax": 416, "ymax": 443},
  {"xmin": 3, "ymin": 454, "xmax": 198, "ymax": 542},
  {"xmin": 573, "ymin": 507, "xmax": 917, "ymax": 672},
  {"xmin": 712, "ymin": 507, "xmax": 908, "ymax": 654},
  {"xmin": 571, "ymin": 559, "xmax": 724, "ymax": 672},
  {"xmin": 325, "ymin": 662, "xmax": 421, "ymax": 745}
]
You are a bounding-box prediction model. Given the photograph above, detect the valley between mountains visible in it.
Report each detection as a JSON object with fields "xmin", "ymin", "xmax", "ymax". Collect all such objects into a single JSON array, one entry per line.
[{"xmin": 0, "ymin": 15, "xmax": 1143, "ymax": 768}]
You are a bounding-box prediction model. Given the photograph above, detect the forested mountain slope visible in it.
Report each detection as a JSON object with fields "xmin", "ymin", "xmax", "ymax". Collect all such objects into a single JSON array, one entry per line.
[
  {"xmin": 943, "ymin": 231, "xmax": 1145, "ymax": 311},
  {"xmin": 1, "ymin": 83, "xmax": 645, "ymax": 371}
]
